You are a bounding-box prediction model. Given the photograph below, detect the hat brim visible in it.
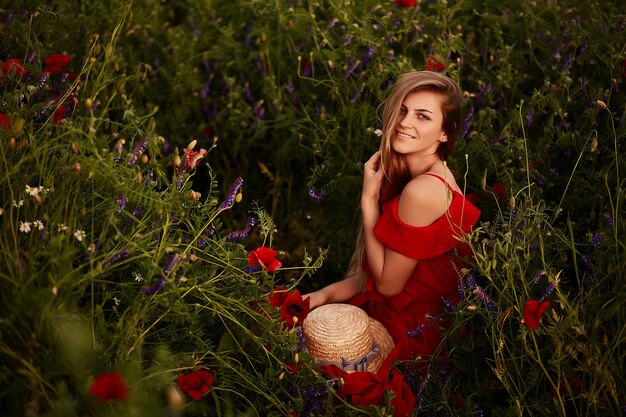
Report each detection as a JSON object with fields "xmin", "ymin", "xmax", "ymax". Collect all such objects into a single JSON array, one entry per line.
[{"xmin": 365, "ymin": 317, "xmax": 395, "ymax": 373}]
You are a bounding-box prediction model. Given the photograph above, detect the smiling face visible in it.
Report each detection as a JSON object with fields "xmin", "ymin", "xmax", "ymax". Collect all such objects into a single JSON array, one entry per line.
[{"xmin": 392, "ymin": 90, "xmax": 447, "ymax": 158}]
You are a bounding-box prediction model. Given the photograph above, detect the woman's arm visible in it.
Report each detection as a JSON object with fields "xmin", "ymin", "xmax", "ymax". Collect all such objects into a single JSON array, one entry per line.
[
  {"xmin": 365, "ymin": 174, "xmax": 450, "ymax": 297},
  {"xmin": 303, "ymin": 276, "xmax": 362, "ymax": 309}
]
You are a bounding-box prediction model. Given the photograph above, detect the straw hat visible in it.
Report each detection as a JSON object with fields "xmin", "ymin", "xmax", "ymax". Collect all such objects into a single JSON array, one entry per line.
[{"xmin": 302, "ymin": 303, "xmax": 395, "ymax": 373}]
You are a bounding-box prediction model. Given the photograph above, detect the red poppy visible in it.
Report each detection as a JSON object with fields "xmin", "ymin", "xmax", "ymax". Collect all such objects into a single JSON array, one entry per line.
[
  {"xmin": 268, "ymin": 285, "xmax": 289, "ymax": 307},
  {"xmin": 89, "ymin": 373, "xmax": 129, "ymax": 404},
  {"xmin": 280, "ymin": 290, "xmax": 310, "ymax": 327},
  {"xmin": 177, "ymin": 369, "xmax": 214, "ymax": 401},
  {"xmin": 523, "ymin": 299, "xmax": 550, "ymax": 330},
  {"xmin": 248, "ymin": 246, "xmax": 282, "ymax": 272},
  {"xmin": 426, "ymin": 56, "xmax": 446, "ymax": 72},
  {"xmin": 395, "ymin": 0, "xmax": 416, "ymax": 6},
  {"xmin": 492, "ymin": 182, "xmax": 506, "ymax": 203},
  {"xmin": 0, "ymin": 113, "xmax": 12, "ymax": 130},
  {"xmin": 44, "ymin": 53, "xmax": 70, "ymax": 74},
  {"xmin": 2, "ymin": 58, "xmax": 28, "ymax": 76}
]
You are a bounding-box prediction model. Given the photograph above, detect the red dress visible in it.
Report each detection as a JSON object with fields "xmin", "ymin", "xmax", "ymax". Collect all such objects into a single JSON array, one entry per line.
[{"xmin": 349, "ymin": 173, "xmax": 481, "ymax": 374}]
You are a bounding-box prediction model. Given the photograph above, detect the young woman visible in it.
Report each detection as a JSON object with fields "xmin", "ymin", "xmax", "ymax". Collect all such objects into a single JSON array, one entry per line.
[{"xmin": 304, "ymin": 70, "xmax": 481, "ymax": 372}]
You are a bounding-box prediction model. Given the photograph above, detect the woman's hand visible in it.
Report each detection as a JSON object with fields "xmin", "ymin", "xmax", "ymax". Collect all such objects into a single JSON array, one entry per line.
[
  {"xmin": 303, "ymin": 289, "xmax": 329, "ymax": 310},
  {"xmin": 362, "ymin": 151, "xmax": 383, "ymax": 201}
]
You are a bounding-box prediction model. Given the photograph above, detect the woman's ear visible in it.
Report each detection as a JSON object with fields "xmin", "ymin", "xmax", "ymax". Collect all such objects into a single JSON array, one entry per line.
[{"xmin": 440, "ymin": 132, "xmax": 448, "ymax": 142}]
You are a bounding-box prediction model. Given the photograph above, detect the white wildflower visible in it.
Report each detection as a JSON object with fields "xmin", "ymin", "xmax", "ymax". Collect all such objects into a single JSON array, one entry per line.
[
  {"xmin": 374, "ymin": 129, "xmax": 383, "ymax": 137},
  {"xmin": 25, "ymin": 185, "xmax": 39, "ymax": 196},
  {"xmin": 13, "ymin": 200, "xmax": 24, "ymax": 207},
  {"xmin": 19, "ymin": 221, "xmax": 32, "ymax": 233},
  {"xmin": 132, "ymin": 272, "xmax": 144, "ymax": 282},
  {"xmin": 58, "ymin": 223, "xmax": 68, "ymax": 232},
  {"xmin": 0, "ymin": 208, "xmax": 4, "ymax": 216},
  {"xmin": 73, "ymin": 230, "xmax": 86, "ymax": 242},
  {"xmin": 33, "ymin": 220, "xmax": 44, "ymax": 230}
]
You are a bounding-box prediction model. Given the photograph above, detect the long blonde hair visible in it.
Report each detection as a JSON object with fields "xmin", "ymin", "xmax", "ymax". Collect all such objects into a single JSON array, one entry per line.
[{"xmin": 345, "ymin": 71, "xmax": 463, "ymax": 287}]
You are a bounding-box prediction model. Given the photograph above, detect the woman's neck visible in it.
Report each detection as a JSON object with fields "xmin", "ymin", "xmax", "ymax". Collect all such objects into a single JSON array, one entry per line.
[{"xmin": 407, "ymin": 154, "xmax": 442, "ymax": 178}]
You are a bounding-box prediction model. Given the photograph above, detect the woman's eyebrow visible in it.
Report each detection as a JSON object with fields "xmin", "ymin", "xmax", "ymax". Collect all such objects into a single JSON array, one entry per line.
[{"xmin": 413, "ymin": 108, "xmax": 433, "ymax": 114}]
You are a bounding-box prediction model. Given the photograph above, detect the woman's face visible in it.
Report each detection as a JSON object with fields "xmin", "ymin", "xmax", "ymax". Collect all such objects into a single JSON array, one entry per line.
[{"xmin": 391, "ymin": 90, "xmax": 446, "ymax": 158}]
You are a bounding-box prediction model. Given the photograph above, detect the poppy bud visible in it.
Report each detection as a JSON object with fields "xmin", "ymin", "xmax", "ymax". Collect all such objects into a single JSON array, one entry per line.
[
  {"xmin": 141, "ymin": 154, "xmax": 149, "ymax": 165},
  {"xmin": 81, "ymin": 207, "xmax": 87, "ymax": 217},
  {"xmin": 294, "ymin": 353, "xmax": 299, "ymax": 364},
  {"xmin": 52, "ymin": 286, "xmax": 58, "ymax": 296},
  {"xmin": 167, "ymin": 384, "xmax": 185, "ymax": 410},
  {"xmin": 9, "ymin": 137, "xmax": 16, "ymax": 150},
  {"xmin": 174, "ymin": 155, "xmax": 181, "ymax": 167},
  {"xmin": 190, "ymin": 190, "xmax": 198, "ymax": 201},
  {"xmin": 85, "ymin": 98, "xmax": 93, "ymax": 111},
  {"xmin": 292, "ymin": 316, "xmax": 298, "ymax": 324},
  {"xmin": 136, "ymin": 171, "xmax": 142, "ymax": 183},
  {"xmin": 590, "ymin": 137, "xmax": 598, "ymax": 152},
  {"xmin": 596, "ymin": 100, "xmax": 607, "ymax": 110},
  {"xmin": 33, "ymin": 194, "xmax": 42, "ymax": 205},
  {"xmin": 72, "ymin": 163, "xmax": 81, "ymax": 173},
  {"xmin": 278, "ymin": 371, "xmax": 285, "ymax": 381},
  {"xmin": 187, "ymin": 139, "xmax": 197, "ymax": 151},
  {"xmin": 71, "ymin": 142, "xmax": 78, "ymax": 154},
  {"xmin": 235, "ymin": 192, "xmax": 243, "ymax": 203},
  {"xmin": 467, "ymin": 305, "xmax": 477, "ymax": 311}
]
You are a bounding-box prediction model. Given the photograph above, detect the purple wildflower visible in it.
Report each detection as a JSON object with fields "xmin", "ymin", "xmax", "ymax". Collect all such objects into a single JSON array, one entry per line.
[
  {"xmin": 473, "ymin": 408, "xmax": 484, "ymax": 417},
  {"xmin": 540, "ymin": 283, "xmax": 554, "ymax": 303},
  {"xmin": 346, "ymin": 59, "xmax": 361, "ymax": 77},
  {"xmin": 252, "ymin": 100, "xmax": 265, "ymax": 120},
  {"xmin": 244, "ymin": 82, "xmax": 254, "ymax": 102},
  {"xmin": 140, "ymin": 277, "xmax": 166, "ymax": 295},
  {"xmin": 604, "ymin": 213, "xmax": 613, "ymax": 229},
  {"xmin": 466, "ymin": 275, "xmax": 478, "ymax": 290},
  {"xmin": 128, "ymin": 135, "xmax": 148, "ymax": 166},
  {"xmin": 525, "ymin": 110, "xmax": 534, "ymax": 127},
  {"xmin": 225, "ymin": 216, "xmax": 255, "ymax": 240},
  {"xmin": 350, "ymin": 83, "xmax": 365, "ymax": 103},
  {"xmin": 163, "ymin": 254, "xmax": 182, "ymax": 274},
  {"xmin": 441, "ymin": 294, "xmax": 457, "ymax": 311},
  {"xmin": 1, "ymin": 11, "xmax": 13, "ymax": 24},
  {"xmin": 561, "ymin": 53, "xmax": 572, "ymax": 72},
  {"xmin": 406, "ymin": 323, "xmax": 432, "ymax": 338},
  {"xmin": 473, "ymin": 286, "xmax": 498, "ymax": 313},
  {"xmin": 362, "ymin": 46, "xmax": 375, "ymax": 67},
  {"xmin": 117, "ymin": 194, "xmax": 127, "ymax": 213},
  {"xmin": 417, "ymin": 372, "xmax": 430, "ymax": 396},
  {"xmin": 218, "ymin": 177, "xmax": 244, "ymax": 211},
  {"xmin": 533, "ymin": 269, "xmax": 546, "ymax": 283},
  {"xmin": 307, "ymin": 186, "xmax": 326, "ymax": 202},
  {"xmin": 461, "ymin": 106, "xmax": 474, "ymax": 139},
  {"xmin": 344, "ymin": 35, "xmax": 353, "ymax": 46},
  {"xmin": 591, "ymin": 231, "xmax": 601, "ymax": 249},
  {"xmin": 103, "ymin": 247, "xmax": 129, "ymax": 268}
]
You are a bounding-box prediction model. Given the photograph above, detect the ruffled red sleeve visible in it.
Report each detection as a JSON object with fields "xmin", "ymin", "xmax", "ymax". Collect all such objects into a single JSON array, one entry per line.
[{"xmin": 373, "ymin": 192, "xmax": 480, "ymax": 259}]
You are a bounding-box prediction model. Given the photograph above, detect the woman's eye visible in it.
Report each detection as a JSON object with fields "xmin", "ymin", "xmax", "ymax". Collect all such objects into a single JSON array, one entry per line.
[{"xmin": 418, "ymin": 114, "xmax": 430, "ymax": 120}]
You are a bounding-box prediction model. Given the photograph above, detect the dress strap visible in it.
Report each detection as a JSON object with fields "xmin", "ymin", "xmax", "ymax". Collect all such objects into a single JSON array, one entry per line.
[{"xmin": 423, "ymin": 172, "xmax": 453, "ymax": 190}]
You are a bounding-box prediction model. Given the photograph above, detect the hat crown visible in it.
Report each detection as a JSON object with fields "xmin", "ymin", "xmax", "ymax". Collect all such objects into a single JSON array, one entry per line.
[{"xmin": 303, "ymin": 304, "xmax": 373, "ymax": 363}]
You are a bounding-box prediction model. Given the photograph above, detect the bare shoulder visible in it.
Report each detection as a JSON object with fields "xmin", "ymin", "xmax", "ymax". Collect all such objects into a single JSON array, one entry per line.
[{"xmin": 397, "ymin": 174, "xmax": 453, "ymax": 227}]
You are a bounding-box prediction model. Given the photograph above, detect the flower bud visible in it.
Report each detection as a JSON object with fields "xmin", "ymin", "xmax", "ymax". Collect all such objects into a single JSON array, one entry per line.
[
  {"xmin": 596, "ymin": 100, "xmax": 608, "ymax": 110},
  {"xmin": 167, "ymin": 384, "xmax": 185, "ymax": 410},
  {"xmin": 33, "ymin": 194, "xmax": 42, "ymax": 205},
  {"xmin": 9, "ymin": 137, "xmax": 16, "ymax": 150},
  {"xmin": 72, "ymin": 163, "xmax": 81, "ymax": 173},
  {"xmin": 294, "ymin": 353, "xmax": 299, "ymax": 364},
  {"xmin": 590, "ymin": 137, "xmax": 598, "ymax": 152},
  {"xmin": 187, "ymin": 139, "xmax": 197, "ymax": 151},
  {"xmin": 71, "ymin": 142, "xmax": 79, "ymax": 154},
  {"xmin": 467, "ymin": 305, "xmax": 477, "ymax": 311},
  {"xmin": 85, "ymin": 98, "xmax": 94, "ymax": 111},
  {"xmin": 278, "ymin": 371, "xmax": 285, "ymax": 381},
  {"xmin": 141, "ymin": 154, "xmax": 149, "ymax": 165},
  {"xmin": 292, "ymin": 316, "xmax": 298, "ymax": 325},
  {"xmin": 235, "ymin": 192, "xmax": 243, "ymax": 203}
]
